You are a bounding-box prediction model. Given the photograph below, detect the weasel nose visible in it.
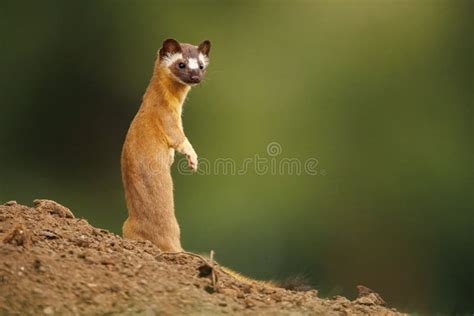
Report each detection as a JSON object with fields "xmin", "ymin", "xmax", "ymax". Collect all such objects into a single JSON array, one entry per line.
[{"xmin": 191, "ymin": 75, "xmax": 201, "ymax": 83}]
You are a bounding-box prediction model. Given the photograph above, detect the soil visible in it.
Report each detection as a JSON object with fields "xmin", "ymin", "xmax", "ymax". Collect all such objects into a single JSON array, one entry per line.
[{"xmin": 0, "ymin": 200, "xmax": 405, "ymax": 315}]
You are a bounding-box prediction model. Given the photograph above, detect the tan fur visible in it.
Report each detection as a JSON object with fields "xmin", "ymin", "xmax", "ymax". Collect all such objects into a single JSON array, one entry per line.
[
  {"xmin": 120, "ymin": 42, "xmax": 301, "ymax": 291},
  {"xmin": 121, "ymin": 55, "xmax": 197, "ymax": 252},
  {"xmin": 220, "ymin": 266, "xmax": 278, "ymax": 288}
]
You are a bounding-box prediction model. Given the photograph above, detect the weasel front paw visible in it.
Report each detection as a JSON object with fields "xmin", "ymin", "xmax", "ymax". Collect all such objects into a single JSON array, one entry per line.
[
  {"xmin": 177, "ymin": 138, "xmax": 198, "ymax": 172},
  {"xmin": 186, "ymin": 151, "xmax": 198, "ymax": 172}
]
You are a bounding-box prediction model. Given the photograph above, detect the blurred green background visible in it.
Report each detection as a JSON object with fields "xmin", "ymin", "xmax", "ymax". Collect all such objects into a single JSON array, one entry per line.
[{"xmin": 1, "ymin": 0, "xmax": 473, "ymax": 314}]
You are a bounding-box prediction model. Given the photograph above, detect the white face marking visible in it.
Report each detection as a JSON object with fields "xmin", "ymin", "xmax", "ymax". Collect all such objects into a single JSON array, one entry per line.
[
  {"xmin": 198, "ymin": 53, "xmax": 209, "ymax": 68},
  {"xmin": 188, "ymin": 58, "xmax": 199, "ymax": 70},
  {"xmin": 162, "ymin": 53, "xmax": 183, "ymax": 67}
]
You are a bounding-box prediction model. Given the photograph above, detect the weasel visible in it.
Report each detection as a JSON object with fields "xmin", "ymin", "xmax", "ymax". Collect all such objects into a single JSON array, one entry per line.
[
  {"xmin": 120, "ymin": 39, "xmax": 312, "ymax": 291},
  {"xmin": 121, "ymin": 38, "xmax": 211, "ymax": 252}
]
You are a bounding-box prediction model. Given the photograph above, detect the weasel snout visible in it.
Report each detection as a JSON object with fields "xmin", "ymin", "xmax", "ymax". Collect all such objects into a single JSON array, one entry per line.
[{"xmin": 190, "ymin": 75, "xmax": 201, "ymax": 83}]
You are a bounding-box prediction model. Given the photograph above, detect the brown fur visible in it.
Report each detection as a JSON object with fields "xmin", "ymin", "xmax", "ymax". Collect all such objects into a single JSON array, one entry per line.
[{"xmin": 121, "ymin": 39, "xmax": 210, "ymax": 251}]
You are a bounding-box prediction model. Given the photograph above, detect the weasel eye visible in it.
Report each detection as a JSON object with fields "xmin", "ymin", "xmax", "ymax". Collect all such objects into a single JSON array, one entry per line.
[
  {"xmin": 178, "ymin": 63, "xmax": 186, "ymax": 69},
  {"xmin": 199, "ymin": 65, "xmax": 204, "ymax": 70}
]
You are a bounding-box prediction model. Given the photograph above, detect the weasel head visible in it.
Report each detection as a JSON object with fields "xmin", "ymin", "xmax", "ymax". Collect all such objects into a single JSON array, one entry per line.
[{"xmin": 158, "ymin": 38, "xmax": 211, "ymax": 86}]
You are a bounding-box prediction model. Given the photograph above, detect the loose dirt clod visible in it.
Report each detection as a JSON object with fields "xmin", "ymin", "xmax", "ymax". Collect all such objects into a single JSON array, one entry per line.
[
  {"xmin": 33, "ymin": 199, "xmax": 75, "ymax": 218},
  {"xmin": 0, "ymin": 201, "xmax": 406, "ymax": 315},
  {"xmin": 2, "ymin": 223, "xmax": 31, "ymax": 247},
  {"xmin": 356, "ymin": 285, "xmax": 386, "ymax": 306}
]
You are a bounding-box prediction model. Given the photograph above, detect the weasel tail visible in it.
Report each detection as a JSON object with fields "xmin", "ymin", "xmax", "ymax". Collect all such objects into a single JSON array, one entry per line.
[{"xmin": 121, "ymin": 38, "xmax": 211, "ymax": 251}]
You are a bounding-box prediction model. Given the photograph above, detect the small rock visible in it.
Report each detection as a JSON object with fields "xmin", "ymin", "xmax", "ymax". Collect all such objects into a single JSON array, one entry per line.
[
  {"xmin": 4, "ymin": 201, "xmax": 17, "ymax": 206},
  {"xmin": 305, "ymin": 289, "xmax": 318, "ymax": 298},
  {"xmin": 33, "ymin": 199, "xmax": 75, "ymax": 218},
  {"xmin": 33, "ymin": 259, "xmax": 44, "ymax": 272},
  {"xmin": 355, "ymin": 295, "xmax": 376, "ymax": 306},
  {"xmin": 270, "ymin": 292, "xmax": 283, "ymax": 302},
  {"xmin": 333, "ymin": 295, "xmax": 350, "ymax": 303},
  {"xmin": 332, "ymin": 304, "xmax": 343, "ymax": 311},
  {"xmin": 2, "ymin": 223, "xmax": 31, "ymax": 247},
  {"xmin": 357, "ymin": 285, "xmax": 372, "ymax": 296},
  {"xmin": 244, "ymin": 298, "xmax": 256, "ymax": 308},
  {"xmin": 40, "ymin": 230, "xmax": 60, "ymax": 239},
  {"xmin": 356, "ymin": 285, "xmax": 386, "ymax": 306},
  {"xmin": 240, "ymin": 284, "xmax": 252, "ymax": 294},
  {"xmin": 262, "ymin": 287, "xmax": 276, "ymax": 295},
  {"xmin": 43, "ymin": 306, "xmax": 54, "ymax": 314}
]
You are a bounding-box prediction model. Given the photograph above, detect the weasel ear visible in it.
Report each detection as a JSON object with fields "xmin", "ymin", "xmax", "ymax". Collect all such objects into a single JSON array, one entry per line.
[
  {"xmin": 159, "ymin": 38, "xmax": 182, "ymax": 58},
  {"xmin": 198, "ymin": 40, "xmax": 211, "ymax": 56}
]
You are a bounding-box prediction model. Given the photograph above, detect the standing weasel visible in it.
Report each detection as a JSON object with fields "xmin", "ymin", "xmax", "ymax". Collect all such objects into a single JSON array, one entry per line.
[
  {"xmin": 120, "ymin": 40, "xmax": 310, "ymax": 291},
  {"xmin": 121, "ymin": 38, "xmax": 211, "ymax": 252}
]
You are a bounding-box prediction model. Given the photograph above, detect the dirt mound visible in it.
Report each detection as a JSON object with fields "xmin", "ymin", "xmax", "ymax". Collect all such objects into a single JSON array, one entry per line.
[{"xmin": 0, "ymin": 200, "xmax": 404, "ymax": 315}]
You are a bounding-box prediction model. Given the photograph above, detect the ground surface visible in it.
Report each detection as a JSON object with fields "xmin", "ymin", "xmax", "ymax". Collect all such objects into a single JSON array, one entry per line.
[{"xmin": 0, "ymin": 200, "xmax": 405, "ymax": 315}]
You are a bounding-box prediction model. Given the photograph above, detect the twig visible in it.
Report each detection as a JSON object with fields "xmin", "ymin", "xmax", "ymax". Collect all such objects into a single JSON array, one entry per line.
[
  {"xmin": 209, "ymin": 250, "xmax": 216, "ymax": 287},
  {"xmin": 157, "ymin": 250, "xmax": 219, "ymax": 287}
]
